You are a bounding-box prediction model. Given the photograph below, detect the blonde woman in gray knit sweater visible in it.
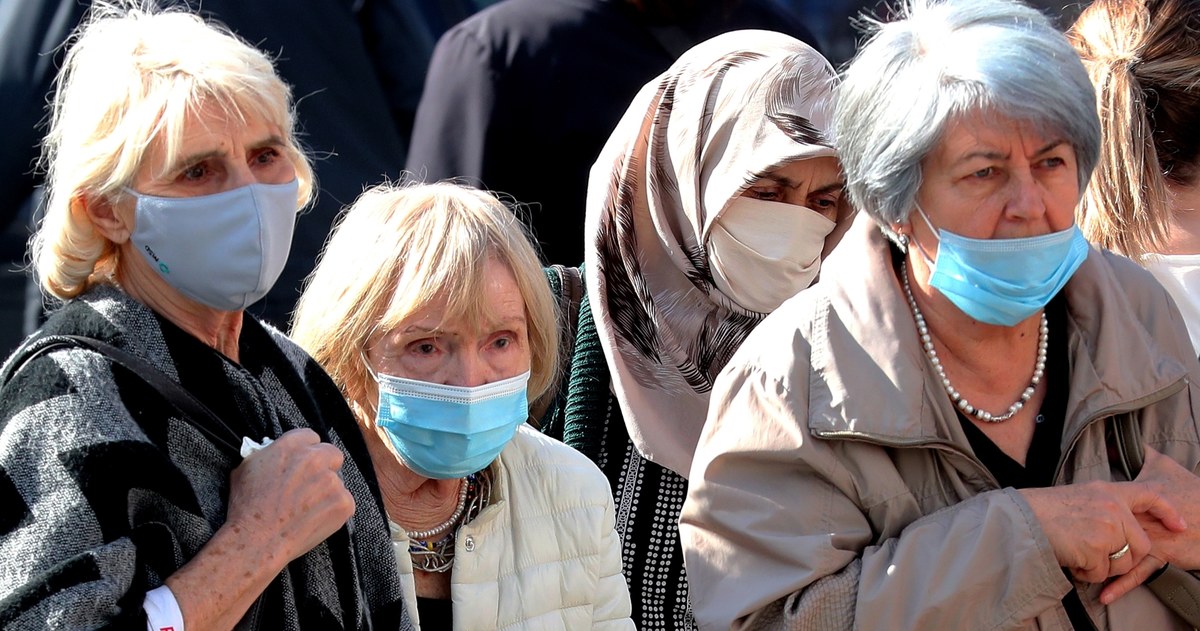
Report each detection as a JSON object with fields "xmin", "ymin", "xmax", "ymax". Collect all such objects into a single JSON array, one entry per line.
[{"xmin": 0, "ymin": 4, "xmax": 404, "ymax": 628}]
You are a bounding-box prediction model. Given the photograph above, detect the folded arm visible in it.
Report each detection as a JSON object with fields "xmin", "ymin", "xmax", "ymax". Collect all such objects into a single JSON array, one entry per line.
[{"xmin": 680, "ymin": 362, "xmax": 1074, "ymax": 630}]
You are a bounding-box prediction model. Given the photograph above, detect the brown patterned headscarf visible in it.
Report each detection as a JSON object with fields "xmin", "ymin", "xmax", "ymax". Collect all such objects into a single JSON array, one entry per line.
[{"xmin": 584, "ymin": 30, "xmax": 838, "ymax": 477}]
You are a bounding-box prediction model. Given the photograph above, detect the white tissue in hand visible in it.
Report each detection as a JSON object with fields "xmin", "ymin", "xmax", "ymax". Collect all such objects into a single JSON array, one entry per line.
[{"xmin": 240, "ymin": 436, "xmax": 274, "ymax": 459}]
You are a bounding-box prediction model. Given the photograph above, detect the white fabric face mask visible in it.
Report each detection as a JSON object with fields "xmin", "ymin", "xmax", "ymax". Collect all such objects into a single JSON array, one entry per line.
[
  {"xmin": 1142, "ymin": 253, "xmax": 1200, "ymax": 356},
  {"xmin": 126, "ymin": 179, "xmax": 299, "ymax": 311},
  {"xmin": 707, "ymin": 197, "xmax": 836, "ymax": 313}
]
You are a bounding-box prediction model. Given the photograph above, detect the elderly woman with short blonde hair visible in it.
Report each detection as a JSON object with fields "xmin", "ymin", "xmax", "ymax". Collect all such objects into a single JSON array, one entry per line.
[
  {"xmin": 292, "ymin": 183, "xmax": 559, "ymax": 427},
  {"xmin": 292, "ymin": 181, "xmax": 633, "ymax": 630},
  {"xmin": 0, "ymin": 4, "xmax": 404, "ymax": 629}
]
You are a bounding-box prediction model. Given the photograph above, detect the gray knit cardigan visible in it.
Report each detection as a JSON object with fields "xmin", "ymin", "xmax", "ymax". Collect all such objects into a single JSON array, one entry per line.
[{"xmin": 0, "ymin": 285, "xmax": 408, "ymax": 629}]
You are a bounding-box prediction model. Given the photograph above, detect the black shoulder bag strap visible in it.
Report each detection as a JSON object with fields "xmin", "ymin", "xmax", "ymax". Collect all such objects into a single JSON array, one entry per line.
[
  {"xmin": 4, "ymin": 334, "xmax": 243, "ymax": 456},
  {"xmin": 1109, "ymin": 413, "xmax": 1200, "ymax": 628}
]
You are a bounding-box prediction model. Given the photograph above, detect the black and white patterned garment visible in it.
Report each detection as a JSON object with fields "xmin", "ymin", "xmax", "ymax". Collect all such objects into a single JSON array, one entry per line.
[
  {"xmin": 595, "ymin": 402, "xmax": 695, "ymax": 630},
  {"xmin": 540, "ymin": 286, "xmax": 695, "ymax": 630},
  {"xmin": 0, "ymin": 285, "xmax": 407, "ymax": 629}
]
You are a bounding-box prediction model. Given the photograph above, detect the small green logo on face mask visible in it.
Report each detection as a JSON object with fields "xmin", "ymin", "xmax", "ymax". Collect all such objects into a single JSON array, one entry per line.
[{"xmin": 144, "ymin": 245, "xmax": 169, "ymax": 274}]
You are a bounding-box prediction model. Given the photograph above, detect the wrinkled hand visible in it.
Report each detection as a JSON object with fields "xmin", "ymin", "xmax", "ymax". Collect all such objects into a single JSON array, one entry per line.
[
  {"xmin": 1102, "ymin": 447, "xmax": 1200, "ymax": 603},
  {"xmin": 225, "ymin": 428, "xmax": 355, "ymax": 567},
  {"xmin": 1021, "ymin": 481, "xmax": 1183, "ymax": 585},
  {"xmin": 1134, "ymin": 446, "xmax": 1200, "ymax": 567}
]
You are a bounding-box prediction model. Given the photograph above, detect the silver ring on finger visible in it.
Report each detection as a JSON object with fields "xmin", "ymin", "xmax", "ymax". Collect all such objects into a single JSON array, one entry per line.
[{"xmin": 1109, "ymin": 543, "xmax": 1131, "ymax": 561}]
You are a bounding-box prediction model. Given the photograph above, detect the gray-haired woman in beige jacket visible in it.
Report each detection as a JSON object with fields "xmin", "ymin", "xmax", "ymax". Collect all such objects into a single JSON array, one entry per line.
[{"xmin": 681, "ymin": 1, "xmax": 1200, "ymax": 629}]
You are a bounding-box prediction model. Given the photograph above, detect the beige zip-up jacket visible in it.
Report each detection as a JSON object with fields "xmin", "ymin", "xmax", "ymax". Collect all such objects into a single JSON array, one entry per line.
[{"xmin": 681, "ymin": 216, "xmax": 1200, "ymax": 631}]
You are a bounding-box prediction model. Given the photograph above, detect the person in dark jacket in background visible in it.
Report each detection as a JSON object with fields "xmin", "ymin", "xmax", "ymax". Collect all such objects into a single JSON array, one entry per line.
[{"xmin": 405, "ymin": 0, "xmax": 820, "ymax": 265}]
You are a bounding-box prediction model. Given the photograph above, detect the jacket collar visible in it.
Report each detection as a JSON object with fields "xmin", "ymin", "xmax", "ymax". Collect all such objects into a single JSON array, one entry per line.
[{"xmin": 807, "ymin": 215, "xmax": 1188, "ymax": 445}]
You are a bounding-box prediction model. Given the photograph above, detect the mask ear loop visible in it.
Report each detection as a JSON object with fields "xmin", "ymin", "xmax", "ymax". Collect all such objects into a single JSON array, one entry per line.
[
  {"xmin": 906, "ymin": 203, "xmax": 941, "ymax": 270},
  {"xmin": 360, "ymin": 348, "xmax": 381, "ymax": 382},
  {"xmin": 360, "ymin": 316, "xmax": 390, "ymax": 384},
  {"xmin": 358, "ymin": 343, "xmax": 383, "ymax": 423}
]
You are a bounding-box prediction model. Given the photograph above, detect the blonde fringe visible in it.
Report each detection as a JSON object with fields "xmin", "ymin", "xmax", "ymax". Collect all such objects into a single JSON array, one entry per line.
[{"xmin": 1071, "ymin": 0, "xmax": 1200, "ymax": 260}]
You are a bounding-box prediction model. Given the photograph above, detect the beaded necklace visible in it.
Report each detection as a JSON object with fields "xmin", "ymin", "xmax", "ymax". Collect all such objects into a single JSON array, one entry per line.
[
  {"xmin": 405, "ymin": 469, "xmax": 493, "ymax": 573},
  {"xmin": 901, "ymin": 259, "xmax": 1048, "ymax": 423}
]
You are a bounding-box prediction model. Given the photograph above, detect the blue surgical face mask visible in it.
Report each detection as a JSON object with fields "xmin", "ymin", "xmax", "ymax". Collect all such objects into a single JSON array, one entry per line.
[
  {"xmin": 374, "ymin": 370, "xmax": 530, "ymax": 480},
  {"xmin": 126, "ymin": 179, "xmax": 299, "ymax": 311},
  {"xmin": 911, "ymin": 204, "xmax": 1089, "ymax": 326}
]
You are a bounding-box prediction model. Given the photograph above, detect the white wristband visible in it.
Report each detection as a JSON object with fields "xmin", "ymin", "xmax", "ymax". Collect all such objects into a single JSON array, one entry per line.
[{"xmin": 144, "ymin": 584, "xmax": 185, "ymax": 631}]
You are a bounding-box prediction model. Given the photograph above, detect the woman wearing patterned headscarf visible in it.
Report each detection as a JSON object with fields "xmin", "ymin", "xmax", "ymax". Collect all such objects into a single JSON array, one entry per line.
[{"xmin": 539, "ymin": 30, "xmax": 845, "ymax": 630}]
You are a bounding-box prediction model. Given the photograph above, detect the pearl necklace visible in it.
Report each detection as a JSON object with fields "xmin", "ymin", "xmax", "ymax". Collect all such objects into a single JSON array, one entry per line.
[
  {"xmin": 405, "ymin": 476, "xmax": 470, "ymax": 540},
  {"xmin": 901, "ymin": 259, "xmax": 1047, "ymax": 423}
]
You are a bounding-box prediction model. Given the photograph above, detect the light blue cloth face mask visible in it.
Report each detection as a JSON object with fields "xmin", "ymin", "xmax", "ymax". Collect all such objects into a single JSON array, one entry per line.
[
  {"xmin": 375, "ymin": 370, "xmax": 531, "ymax": 480},
  {"xmin": 126, "ymin": 179, "xmax": 299, "ymax": 311},
  {"xmin": 912, "ymin": 204, "xmax": 1089, "ymax": 326}
]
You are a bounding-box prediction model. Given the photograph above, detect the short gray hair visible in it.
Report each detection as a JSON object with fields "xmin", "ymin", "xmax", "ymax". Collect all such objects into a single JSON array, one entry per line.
[{"xmin": 834, "ymin": 0, "xmax": 1100, "ymax": 239}]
